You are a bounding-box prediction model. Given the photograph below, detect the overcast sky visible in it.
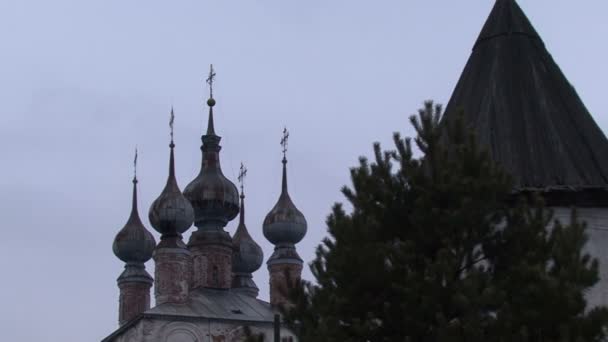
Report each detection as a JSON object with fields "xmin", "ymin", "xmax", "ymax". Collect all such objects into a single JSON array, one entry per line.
[{"xmin": 1, "ymin": 1, "xmax": 607, "ymax": 341}]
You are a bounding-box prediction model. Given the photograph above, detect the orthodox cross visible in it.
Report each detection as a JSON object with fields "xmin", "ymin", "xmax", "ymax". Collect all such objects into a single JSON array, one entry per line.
[
  {"xmin": 133, "ymin": 146, "xmax": 138, "ymax": 181},
  {"xmin": 238, "ymin": 162, "xmax": 248, "ymax": 195},
  {"xmin": 280, "ymin": 127, "xmax": 289, "ymax": 160},
  {"xmin": 206, "ymin": 64, "xmax": 216, "ymax": 99},
  {"xmin": 169, "ymin": 107, "xmax": 175, "ymax": 144}
]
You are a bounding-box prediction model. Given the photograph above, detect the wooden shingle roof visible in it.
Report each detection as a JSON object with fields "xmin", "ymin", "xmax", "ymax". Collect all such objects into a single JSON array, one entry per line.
[{"xmin": 441, "ymin": 0, "xmax": 608, "ymax": 205}]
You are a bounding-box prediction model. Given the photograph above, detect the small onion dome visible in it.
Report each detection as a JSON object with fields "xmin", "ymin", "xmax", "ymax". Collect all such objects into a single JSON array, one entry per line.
[
  {"xmin": 233, "ymin": 192, "xmax": 264, "ymax": 274},
  {"xmin": 148, "ymin": 143, "xmax": 194, "ymax": 237},
  {"xmin": 263, "ymin": 158, "xmax": 307, "ymax": 245},
  {"xmin": 113, "ymin": 178, "xmax": 156, "ymax": 263},
  {"xmin": 184, "ymin": 99, "xmax": 239, "ymax": 227}
]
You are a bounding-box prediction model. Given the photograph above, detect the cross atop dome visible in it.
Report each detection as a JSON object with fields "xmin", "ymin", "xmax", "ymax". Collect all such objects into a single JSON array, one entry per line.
[
  {"xmin": 281, "ymin": 127, "xmax": 289, "ymax": 161},
  {"xmin": 206, "ymin": 64, "xmax": 216, "ymax": 101},
  {"xmin": 238, "ymin": 162, "xmax": 247, "ymax": 196},
  {"xmin": 133, "ymin": 147, "xmax": 138, "ymax": 182},
  {"xmin": 169, "ymin": 107, "xmax": 175, "ymax": 145}
]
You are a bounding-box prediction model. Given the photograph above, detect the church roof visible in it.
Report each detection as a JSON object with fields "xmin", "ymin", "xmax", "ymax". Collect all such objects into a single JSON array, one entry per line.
[
  {"xmin": 146, "ymin": 288, "xmax": 275, "ymax": 322},
  {"xmin": 102, "ymin": 288, "xmax": 277, "ymax": 341},
  {"xmin": 441, "ymin": 0, "xmax": 608, "ymax": 200}
]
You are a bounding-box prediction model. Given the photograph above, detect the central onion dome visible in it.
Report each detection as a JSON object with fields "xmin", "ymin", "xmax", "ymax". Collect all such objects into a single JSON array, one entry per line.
[
  {"xmin": 148, "ymin": 140, "xmax": 194, "ymax": 246},
  {"xmin": 263, "ymin": 157, "xmax": 307, "ymax": 245},
  {"xmin": 184, "ymin": 98, "xmax": 239, "ymax": 228},
  {"xmin": 113, "ymin": 177, "xmax": 156, "ymax": 264},
  {"xmin": 233, "ymin": 191, "xmax": 264, "ymax": 274}
]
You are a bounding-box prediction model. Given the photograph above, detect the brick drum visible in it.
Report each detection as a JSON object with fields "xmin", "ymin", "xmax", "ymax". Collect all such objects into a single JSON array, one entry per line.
[
  {"xmin": 190, "ymin": 244, "xmax": 232, "ymax": 289},
  {"xmin": 154, "ymin": 247, "xmax": 192, "ymax": 305},
  {"xmin": 118, "ymin": 281, "xmax": 151, "ymax": 325},
  {"xmin": 269, "ymin": 263, "xmax": 303, "ymax": 307}
]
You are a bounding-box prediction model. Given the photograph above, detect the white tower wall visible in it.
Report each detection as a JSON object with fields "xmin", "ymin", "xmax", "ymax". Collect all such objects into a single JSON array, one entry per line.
[{"xmin": 552, "ymin": 207, "xmax": 608, "ymax": 308}]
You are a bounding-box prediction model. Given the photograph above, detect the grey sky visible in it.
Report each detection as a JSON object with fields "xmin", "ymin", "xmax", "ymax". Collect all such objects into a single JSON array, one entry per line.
[{"xmin": 1, "ymin": 1, "xmax": 607, "ymax": 341}]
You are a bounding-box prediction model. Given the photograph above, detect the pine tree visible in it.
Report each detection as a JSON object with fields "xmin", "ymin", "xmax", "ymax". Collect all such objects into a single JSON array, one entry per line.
[{"xmin": 283, "ymin": 101, "xmax": 608, "ymax": 342}]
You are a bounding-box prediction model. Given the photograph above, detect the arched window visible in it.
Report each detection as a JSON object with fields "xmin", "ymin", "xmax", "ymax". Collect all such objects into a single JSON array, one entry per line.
[{"xmin": 167, "ymin": 330, "xmax": 197, "ymax": 342}]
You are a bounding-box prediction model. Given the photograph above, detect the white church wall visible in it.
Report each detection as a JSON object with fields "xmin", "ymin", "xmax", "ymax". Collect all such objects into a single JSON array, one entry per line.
[
  {"xmin": 552, "ymin": 207, "xmax": 608, "ymax": 308},
  {"xmin": 111, "ymin": 317, "xmax": 296, "ymax": 342}
]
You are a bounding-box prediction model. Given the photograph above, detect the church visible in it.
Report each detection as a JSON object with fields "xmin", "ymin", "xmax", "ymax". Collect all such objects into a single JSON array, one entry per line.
[
  {"xmin": 104, "ymin": 68, "xmax": 304, "ymax": 340},
  {"xmin": 103, "ymin": 0, "xmax": 608, "ymax": 341}
]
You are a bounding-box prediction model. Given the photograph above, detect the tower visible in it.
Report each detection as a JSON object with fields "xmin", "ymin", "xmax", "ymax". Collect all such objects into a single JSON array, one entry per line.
[
  {"xmin": 232, "ymin": 163, "xmax": 264, "ymax": 297},
  {"xmin": 183, "ymin": 66, "xmax": 240, "ymax": 289},
  {"xmin": 112, "ymin": 158, "xmax": 156, "ymax": 325},
  {"xmin": 440, "ymin": 0, "xmax": 608, "ymax": 307},
  {"xmin": 263, "ymin": 128, "xmax": 307, "ymax": 307},
  {"xmin": 148, "ymin": 109, "xmax": 195, "ymax": 305}
]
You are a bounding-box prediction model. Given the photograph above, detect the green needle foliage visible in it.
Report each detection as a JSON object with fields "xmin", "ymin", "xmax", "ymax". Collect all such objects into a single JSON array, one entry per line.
[{"xmin": 283, "ymin": 101, "xmax": 608, "ymax": 342}]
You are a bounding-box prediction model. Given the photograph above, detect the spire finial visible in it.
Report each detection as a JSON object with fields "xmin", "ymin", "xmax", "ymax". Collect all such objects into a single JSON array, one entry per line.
[
  {"xmin": 281, "ymin": 127, "xmax": 289, "ymax": 162},
  {"xmin": 238, "ymin": 162, "xmax": 247, "ymax": 226},
  {"xmin": 169, "ymin": 107, "xmax": 175, "ymax": 146},
  {"xmin": 238, "ymin": 162, "xmax": 248, "ymax": 198},
  {"xmin": 130, "ymin": 147, "xmax": 140, "ymax": 219},
  {"xmin": 204, "ymin": 65, "xmax": 217, "ymax": 134},
  {"xmin": 280, "ymin": 128, "xmax": 289, "ymax": 193},
  {"xmin": 133, "ymin": 146, "xmax": 138, "ymax": 183},
  {"xmin": 206, "ymin": 64, "xmax": 216, "ymax": 101}
]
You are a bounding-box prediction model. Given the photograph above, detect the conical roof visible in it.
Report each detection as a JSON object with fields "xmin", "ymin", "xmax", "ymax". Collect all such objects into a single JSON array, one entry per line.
[
  {"xmin": 441, "ymin": 0, "xmax": 608, "ymax": 201},
  {"xmin": 475, "ymin": 0, "xmax": 540, "ymax": 44}
]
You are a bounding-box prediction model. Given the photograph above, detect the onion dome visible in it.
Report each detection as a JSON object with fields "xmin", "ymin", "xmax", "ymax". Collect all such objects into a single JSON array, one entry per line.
[
  {"xmin": 233, "ymin": 191, "xmax": 264, "ymax": 274},
  {"xmin": 149, "ymin": 138, "xmax": 194, "ymax": 242},
  {"xmin": 183, "ymin": 97, "xmax": 239, "ymax": 228},
  {"xmin": 113, "ymin": 177, "xmax": 156, "ymax": 264},
  {"xmin": 263, "ymin": 156, "xmax": 307, "ymax": 245}
]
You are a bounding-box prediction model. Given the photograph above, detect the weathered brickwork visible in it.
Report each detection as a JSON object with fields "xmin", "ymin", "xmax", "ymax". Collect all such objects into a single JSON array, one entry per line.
[
  {"xmin": 269, "ymin": 263, "xmax": 303, "ymax": 307},
  {"xmin": 190, "ymin": 244, "xmax": 233, "ymax": 289},
  {"xmin": 154, "ymin": 247, "xmax": 191, "ymax": 305},
  {"xmin": 118, "ymin": 282, "xmax": 151, "ymax": 325}
]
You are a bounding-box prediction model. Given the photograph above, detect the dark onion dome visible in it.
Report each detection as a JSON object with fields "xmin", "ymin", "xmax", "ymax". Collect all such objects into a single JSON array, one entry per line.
[
  {"xmin": 184, "ymin": 98, "xmax": 239, "ymax": 228},
  {"xmin": 113, "ymin": 177, "xmax": 156, "ymax": 263},
  {"xmin": 263, "ymin": 157, "xmax": 307, "ymax": 245},
  {"xmin": 232, "ymin": 192, "xmax": 263, "ymax": 274},
  {"xmin": 148, "ymin": 142, "xmax": 194, "ymax": 238}
]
